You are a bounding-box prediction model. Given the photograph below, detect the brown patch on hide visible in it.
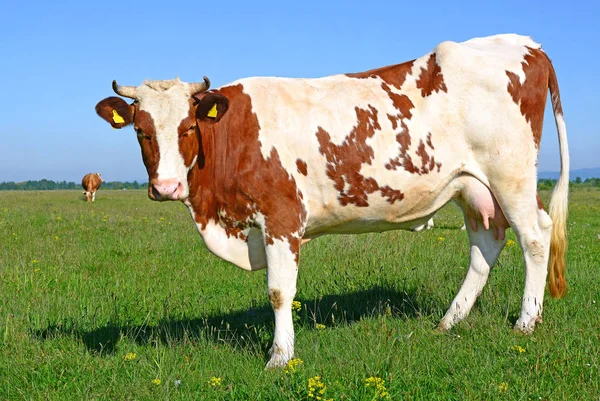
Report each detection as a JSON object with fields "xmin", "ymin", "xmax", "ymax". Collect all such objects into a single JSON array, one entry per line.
[
  {"xmin": 385, "ymin": 129, "xmax": 416, "ymax": 173},
  {"xmin": 381, "ymin": 83, "xmax": 414, "ymax": 120},
  {"xmin": 346, "ymin": 59, "xmax": 415, "ymax": 90},
  {"xmin": 296, "ymin": 159, "xmax": 308, "ymax": 176},
  {"xmin": 268, "ymin": 289, "xmax": 283, "ymax": 310},
  {"xmin": 506, "ymin": 47, "xmax": 551, "ymax": 148},
  {"xmin": 387, "ymin": 114, "xmax": 398, "ymax": 130},
  {"xmin": 426, "ymin": 132, "xmax": 435, "ymax": 149},
  {"xmin": 317, "ymin": 105, "xmax": 405, "ymax": 206},
  {"xmin": 386, "ymin": 130, "xmax": 441, "ymax": 175},
  {"xmin": 416, "ymin": 53, "xmax": 448, "ymax": 97},
  {"xmin": 415, "ymin": 133, "xmax": 442, "ymax": 174},
  {"xmin": 380, "ymin": 186, "xmax": 405, "ymax": 203}
]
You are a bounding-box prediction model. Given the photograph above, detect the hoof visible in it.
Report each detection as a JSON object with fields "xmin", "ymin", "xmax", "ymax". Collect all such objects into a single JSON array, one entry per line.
[
  {"xmin": 436, "ymin": 321, "xmax": 452, "ymax": 332},
  {"xmin": 513, "ymin": 319, "xmax": 536, "ymax": 335},
  {"xmin": 265, "ymin": 353, "xmax": 291, "ymax": 369}
]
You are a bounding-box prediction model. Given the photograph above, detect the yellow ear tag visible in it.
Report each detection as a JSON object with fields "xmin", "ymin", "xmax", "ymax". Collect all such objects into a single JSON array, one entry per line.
[
  {"xmin": 207, "ymin": 103, "xmax": 218, "ymax": 118},
  {"xmin": 112, "ymin": 110, "xmax": 125, "ymax": 124}
]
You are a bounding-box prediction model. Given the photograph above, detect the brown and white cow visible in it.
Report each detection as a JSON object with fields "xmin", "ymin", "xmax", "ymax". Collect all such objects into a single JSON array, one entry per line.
[
  {"xmin": 95, "ymin": 34, "xmax": 569, "ymax": 368},
  {"xmin": 82, "ymin": 173, "xmax": 104, "ymax": 202}
]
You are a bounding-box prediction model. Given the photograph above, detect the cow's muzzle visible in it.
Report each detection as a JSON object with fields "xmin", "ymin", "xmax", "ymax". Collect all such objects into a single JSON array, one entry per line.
[{"xmin": 149, "ymin": 179, "xmax": 185, "ymax": 201}]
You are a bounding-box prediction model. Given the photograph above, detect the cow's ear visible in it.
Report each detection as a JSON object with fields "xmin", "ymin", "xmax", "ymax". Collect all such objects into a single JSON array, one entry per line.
[
  {"xmin": 195, "ymin": 93, "xmax": 229, "ymax": 123},
  {"xmin": 95, "ymin": 97, "xmax": 134, "ymax": 129}
]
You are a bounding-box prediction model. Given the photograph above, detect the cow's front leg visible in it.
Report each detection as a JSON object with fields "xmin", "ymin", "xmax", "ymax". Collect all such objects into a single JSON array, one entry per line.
[{"xmin": 264, "ymin": 236, "xmax": 300, "ymax": 369}]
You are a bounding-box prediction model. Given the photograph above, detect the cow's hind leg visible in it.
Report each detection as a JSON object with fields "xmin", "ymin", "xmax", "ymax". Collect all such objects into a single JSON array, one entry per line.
[
  {"xmin": 264, "ymin": 237, "xmax": 300, "ymax": 368},
  {"xmin": 512, "ymin": 205, "xmax": 553, "ymax": 333},
  {"xmin": 438, "ymin": 219, "xmax": 505, "ymax": 330},
  {"xmin": 489, "ymin": 181, "xmax": 553, "ymax": 333}
]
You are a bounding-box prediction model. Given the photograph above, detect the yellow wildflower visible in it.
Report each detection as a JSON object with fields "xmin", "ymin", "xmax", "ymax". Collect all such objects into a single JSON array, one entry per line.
[
  {"xmin": 124, "ymin": 352, "xmax": 137, "ymax": 361},
  {"xmin": 292, "ymin": 301, "xmax": 302, "ymax": 312},
  {"xmin": 54, "ymin": 236, "xmax": 59, "ymax": 240},
  {"xmin": 152, "ymin": 378, "xmax": 161, "ymax": 385},
  {"xmin": 56, "ymin": 216, "xmax": 62, "ymax": 221},
  {"xmin": 34, "ymin": 268, "xmax": 40, "ymax": 273},
  {"xmin": 437, "ymin": 236, "xmax": 445, "ymax": 242},
  {"xmin": 32, "ymin": 259, "xmax": 38, "ymax": 264},
  {"xmin": 284, "ymin": 358, "xmax": 303, "ymax": 374},
  {"xmin": 365, "ymin": 376, "xmax": 389, "ymax": 399},
  {"xmin": 506, "ymin": 239, "xmax": 516, "ymax": 247},
  {"xmin": 307, "ymin": 376, "xmax": 331, "ymax": 400},
  {"xmin": 315, "ymin": 323, "xmax": 326, "ymax": 330},
  {"xmin": 512, "ymin": 345, "xmax": 525, "ymax": 353},
  {"xmin": 208, "ymin": 376, "xmax": 222, "ymax": 387},
  {"xmin": 498, "ymin": 382, "xmax": 508, "ymax": 393}
]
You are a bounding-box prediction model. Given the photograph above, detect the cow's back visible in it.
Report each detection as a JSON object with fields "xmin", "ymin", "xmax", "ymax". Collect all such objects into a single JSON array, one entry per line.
[{"xmin": 82, "ymin": 173, "xmax": 102, "ymax": 191}]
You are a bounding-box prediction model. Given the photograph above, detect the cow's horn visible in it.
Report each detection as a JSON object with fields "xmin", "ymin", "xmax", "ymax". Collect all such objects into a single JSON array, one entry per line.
[
  {"xmin": 189, "ymin": 76, "xmax": 211, "ymax": 95},
  {"xmin": 112, "ymin": 80, "xmax": 137, "ymax": 99}
]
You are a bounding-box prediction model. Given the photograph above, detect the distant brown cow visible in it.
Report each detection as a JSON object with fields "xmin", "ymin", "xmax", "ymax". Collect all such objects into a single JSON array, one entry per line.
[{"xmin": 82, "ymin": 173, "xmax": 103, "ymax": 202}]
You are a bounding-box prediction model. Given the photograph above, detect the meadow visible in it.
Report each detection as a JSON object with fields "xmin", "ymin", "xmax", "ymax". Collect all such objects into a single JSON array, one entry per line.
[{"xmin": 0, "ymin": 188, "xmax": 599, "ymax": 400}]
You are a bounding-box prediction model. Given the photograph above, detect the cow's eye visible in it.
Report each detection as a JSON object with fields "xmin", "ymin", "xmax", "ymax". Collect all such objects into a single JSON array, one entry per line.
[
  {"xmin": 136, "ymin": 128, "xmax": 151, "ymax": 140},
  {"xmin": 183, "ymin": 124, "xmax": 196, "ymax": 137}
]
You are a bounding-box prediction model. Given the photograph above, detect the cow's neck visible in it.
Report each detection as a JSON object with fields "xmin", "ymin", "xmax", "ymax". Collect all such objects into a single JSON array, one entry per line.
[
  {"xmin": 184, "ymin": 118, "xmax": 250, "ymax": 230},
  {"xmin": 181, "ymin": 124, "xmax": 267, "ymax": 271},
  {"xmin": 184, "ymin": 124, "xmax": 219, "ymax": 230}
]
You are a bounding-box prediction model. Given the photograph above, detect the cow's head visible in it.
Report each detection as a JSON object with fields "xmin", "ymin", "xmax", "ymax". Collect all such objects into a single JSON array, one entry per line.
[{"xmin": 95, "ymin": 78, "xmax": 229, "ymax": 201}]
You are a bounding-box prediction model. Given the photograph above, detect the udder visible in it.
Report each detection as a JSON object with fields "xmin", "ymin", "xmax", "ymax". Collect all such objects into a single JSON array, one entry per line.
[{"xmin": 456, "ymin": 177, "xmax": 509, "ymax": 240}]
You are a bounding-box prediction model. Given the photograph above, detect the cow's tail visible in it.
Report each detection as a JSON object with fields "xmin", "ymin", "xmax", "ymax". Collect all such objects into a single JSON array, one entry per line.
[{"xmin": 546, "ymin": 57, "xmax": 569, "ymax": 299}]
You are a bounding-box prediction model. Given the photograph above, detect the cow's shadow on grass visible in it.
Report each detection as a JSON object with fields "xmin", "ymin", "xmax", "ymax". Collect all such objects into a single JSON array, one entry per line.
[{"xmin": 32, "ymin": 286, "xmax": 444, "ymax": 357}]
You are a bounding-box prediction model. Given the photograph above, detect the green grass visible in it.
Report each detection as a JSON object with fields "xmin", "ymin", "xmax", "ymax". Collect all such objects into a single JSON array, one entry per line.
[{"xmin": 0, "ymin": 188, "xmax": 599, "ymax": 400}]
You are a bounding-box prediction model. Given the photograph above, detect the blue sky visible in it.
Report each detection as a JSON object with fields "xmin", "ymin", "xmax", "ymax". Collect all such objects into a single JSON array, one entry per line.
[{"xmin": 1, "ymin": 0, "xmax": 597, "ymax": 182}]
